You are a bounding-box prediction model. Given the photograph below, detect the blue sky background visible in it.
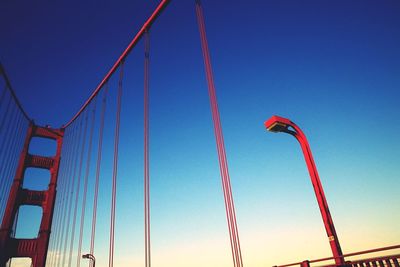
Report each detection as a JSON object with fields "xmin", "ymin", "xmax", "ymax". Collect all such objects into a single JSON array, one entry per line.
[{"xmin": 1, "ymin": 1, "xmax": 400, "ymax": 267}]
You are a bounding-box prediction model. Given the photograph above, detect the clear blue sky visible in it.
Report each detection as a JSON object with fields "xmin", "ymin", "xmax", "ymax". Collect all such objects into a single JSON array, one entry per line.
[{"xmin": 1, "ymin": 1, "xmax": 399, "ymax": 267}]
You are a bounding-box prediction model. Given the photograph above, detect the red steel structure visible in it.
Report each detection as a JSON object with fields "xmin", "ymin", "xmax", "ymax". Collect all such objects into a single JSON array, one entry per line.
[
  {"xmin": 1, "ymin": 1, "xmax": 399, "ymax": 267},
  {"xmin": 274, "ymin": 244, "xmax": 400, "ymax": 267},
  {"xmin": 0, "ymin": 123, "xmax": 64, "ymax": 267},
  {"xmin": 265, "ymin": 115, "xmax": 344, "ymax": 266}
]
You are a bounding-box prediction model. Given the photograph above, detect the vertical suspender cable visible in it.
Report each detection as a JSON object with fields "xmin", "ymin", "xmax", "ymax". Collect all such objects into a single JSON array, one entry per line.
[
  {"xmin": 90, "ymin": 84, "xmax": 109, "ymax": 267},
  {"xmin": 0, "ymin": 105, "xmax": 18, "ymax": 210},
  {"xmin": 109, "ymin": 62, "xmax": 124, "ymax": 267},
  {"xmin": 0, "ymin": 102, "xmax": 16, "ymax": 167},
  {"xmin": 58, "ymin": 118, "xmax": 84, "ymax": 267},
  {"xmin": 0, "ymin": 105, "xmax": 17, "ymax": 165},
  {"xmin": 0, "ymin": 82, "xmax": 7, "ymax": 106},
  {"xmin": 49, "ymin": 129, "xmax": 72, "ymax": 266},
  {"xmin": 67, "ymin": 111, "xmax": 89, "ymax": 267},
  {"xmin": 0, "ymin": 62, "xmax": 30, "ymax": 121},
  {"xmin": 55, "ymin": 125, "xmax": 78, "ymax": 267},
  {"xmin": 0, "ymin": 110, "xmax": 23, "ymax": 218},
  {"xmin": 1, "ymin": 110, "xmax": 22, "ymax": 191},
  {"xmin": 76, "ymin": 98, "xmax": 97, "ymax": 267},
  {"xmin": 54, "ymin": 125, "xmax": 74, "ymax": 267},
  {"xmin": 144, "ymin": 29, "xmax": 151, "ymax": 267},
  {"xmin": 0, "ymin": 94, "xmax": 12, "ymax": 133},
  {"xmin": 195, "ymin": 1, "xmax": 243, "ymax": 267}
]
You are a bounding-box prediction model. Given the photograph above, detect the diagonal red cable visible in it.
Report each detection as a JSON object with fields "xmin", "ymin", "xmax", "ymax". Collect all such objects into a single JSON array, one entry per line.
[{"xmin": 195, "ymin": 1, "xmax": 243, "ymax": 266}]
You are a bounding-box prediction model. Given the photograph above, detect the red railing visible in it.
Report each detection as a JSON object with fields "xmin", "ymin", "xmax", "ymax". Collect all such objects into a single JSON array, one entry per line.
[{"xmin": 274, "ymin": 245, "xmax": 400, "ymax": 267}]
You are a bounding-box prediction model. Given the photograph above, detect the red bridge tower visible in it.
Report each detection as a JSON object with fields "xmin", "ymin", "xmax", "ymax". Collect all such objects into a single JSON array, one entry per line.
[{"xmin": 0, "ymin": 123, "xmax": 64, "ymax": 267}]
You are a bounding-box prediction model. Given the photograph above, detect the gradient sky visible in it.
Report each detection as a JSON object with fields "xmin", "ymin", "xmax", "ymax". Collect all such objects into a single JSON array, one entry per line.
[{"xmin": 1, "ymin": 1, "xmax": 400, "ymax": 267}]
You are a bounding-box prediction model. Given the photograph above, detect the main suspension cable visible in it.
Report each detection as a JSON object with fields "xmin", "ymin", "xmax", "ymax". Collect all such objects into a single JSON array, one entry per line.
[{"xmin": 63, "ymin": 0, "xmax": 170, "ymax": 129}]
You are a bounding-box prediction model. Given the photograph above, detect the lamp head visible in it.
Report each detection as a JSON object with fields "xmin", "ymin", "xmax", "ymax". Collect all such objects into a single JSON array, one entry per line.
[
  {"xmin": 82, "ymin": 254, "xmax": 90, "ymax": 259},
  {"xmin": 264, "ymin": 115, "xmax": 292, "ymax": 133}
]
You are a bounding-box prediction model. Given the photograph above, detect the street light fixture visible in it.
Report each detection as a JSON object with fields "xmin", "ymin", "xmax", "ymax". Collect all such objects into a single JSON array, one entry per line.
[
  {"xmin": 265, "ymin": 115, "xmax": 345, "ymax": 266},
  {"xmin": 82, "ymin": 253, "xmax": 96, "ymax": 267}
]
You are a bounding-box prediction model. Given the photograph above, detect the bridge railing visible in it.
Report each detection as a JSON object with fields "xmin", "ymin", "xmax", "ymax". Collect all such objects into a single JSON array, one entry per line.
[{"xmin": 274, "ymin": 245, "xmax": 400, "ymax": 267}]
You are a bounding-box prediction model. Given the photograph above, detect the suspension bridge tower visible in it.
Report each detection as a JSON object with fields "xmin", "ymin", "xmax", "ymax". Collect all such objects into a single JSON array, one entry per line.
[{"xmin": 0, "ymin": 123, "xmax": 64, "ymax": 267}]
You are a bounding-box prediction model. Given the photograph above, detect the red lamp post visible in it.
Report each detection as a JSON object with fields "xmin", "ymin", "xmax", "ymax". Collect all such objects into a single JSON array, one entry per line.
[{"xmin": 265, "ymin": 115, "xmax": 345, "ymax": 266}]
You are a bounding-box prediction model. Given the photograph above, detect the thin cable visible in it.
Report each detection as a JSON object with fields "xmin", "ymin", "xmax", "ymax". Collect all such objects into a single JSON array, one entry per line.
[
  {"xmin": 0, "ymin": 106, "xmax": 19, "ymax": 211},
  {"xmin": 144, "ymin": 29, "xmax": 151, "ymax": 267},
  {"xmin": 53, "ymin": 126, "xmax": 77, "ymax": 267},
  {"xmin": 67, "ymin": 111, "xmax": 90, "ymax": 267},
  {"xmin": 0, "ymin": 111, "xmax": 23, "ymax": 218},
  {"xmin": 194, "ymin": 3, "xmax": 236, "ymax": 263},
  {"xmin": 0, "ymin": 112, "xmax": 23, "ymax": 227},
  {"xmin": 89, "ymin": 84, "xmax": 109, "ymax": 267},
  {"xmin": 64, "ymin": 0, "xmax": 170, "ymax": 128},
  {"xmin": 0, "ymin": 62, "xmax": 30, "ymax": 121},
  {"xmin": 57, "ymin": 124, "xmax": 79, "ymax": 267},
  {"xmin": 76, "ymin": 98, "xmax": 97, "ymax": 267},
  {"xmin": 58, "ymin": 119, "xmax": 84, "ymax": 267},
  {"xmin": 0, "ymin": 103, "xmax": 17, "ymax": 166},
  {"xmin": 195, "ymin": 1, "xmax": 243, "ymax": 266},
  {"xmin": 0, "ymin": 93, "xmax": 12, "ymax": 134},
  {"xmin": 53, "ymin": 125, "xmax": 77, "ymax": 267},
  {"xmin": 109, "ymin": 62, "xmax": 124, "ymax": 267},
  {"xmin": 49, "ymin": 129, "xmax": 73, "ymax": 266},
  {"xmin": 0, "ymin": 82, "xmax": 7, "ymax": 106}
]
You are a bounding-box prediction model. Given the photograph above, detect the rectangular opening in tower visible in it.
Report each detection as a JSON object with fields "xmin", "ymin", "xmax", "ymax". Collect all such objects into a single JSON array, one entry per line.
[
  {"xmin": 14, "ymin": 205, "xmax": 42, "ymax": 239},
  {"xmin": 28, "ymin": 136, "xmax": 57, "ymax": 157},
  {"xmin": 22, "ymin": 167, "xmax": 51, "ymax": 191}
]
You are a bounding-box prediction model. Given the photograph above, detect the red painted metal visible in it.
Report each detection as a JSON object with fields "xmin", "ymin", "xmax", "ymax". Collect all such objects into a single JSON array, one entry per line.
[
  {"xmin": 274, "ymin": 244, "xmax": 400, "ymax": 267},
  {"xmin": 0, "ymin": 123, "xmax": 64, "ymax": 267},
  {"xmin": 265, "ymin": 115, "xmax": 344, "ymax": 265},
  {"xmin": 195, "ymin": 1, "xmax": 243, "ymax": 267},
  {"xmin": 64, "ymin": 0, "xmax": 170, "ymax": 129}
]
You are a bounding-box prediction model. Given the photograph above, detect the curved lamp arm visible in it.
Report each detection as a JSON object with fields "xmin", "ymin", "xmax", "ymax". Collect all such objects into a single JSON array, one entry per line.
[
  {"xmin": 82, "ymin": 253, "xmax": 96, "ymax": 267},
  {"xmin": 265, "ymin": 115, "xmax": 345, "ymax": 265}
]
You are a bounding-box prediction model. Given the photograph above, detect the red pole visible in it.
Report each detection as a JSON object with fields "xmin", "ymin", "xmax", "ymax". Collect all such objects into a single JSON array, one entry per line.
[
  {"xmin": 265, "ymin": 116, "xmax": 344, "ymax": 265},
  {"xmin": 291, "ymin": 123, "xmax": 344, "ymax": 266}
]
